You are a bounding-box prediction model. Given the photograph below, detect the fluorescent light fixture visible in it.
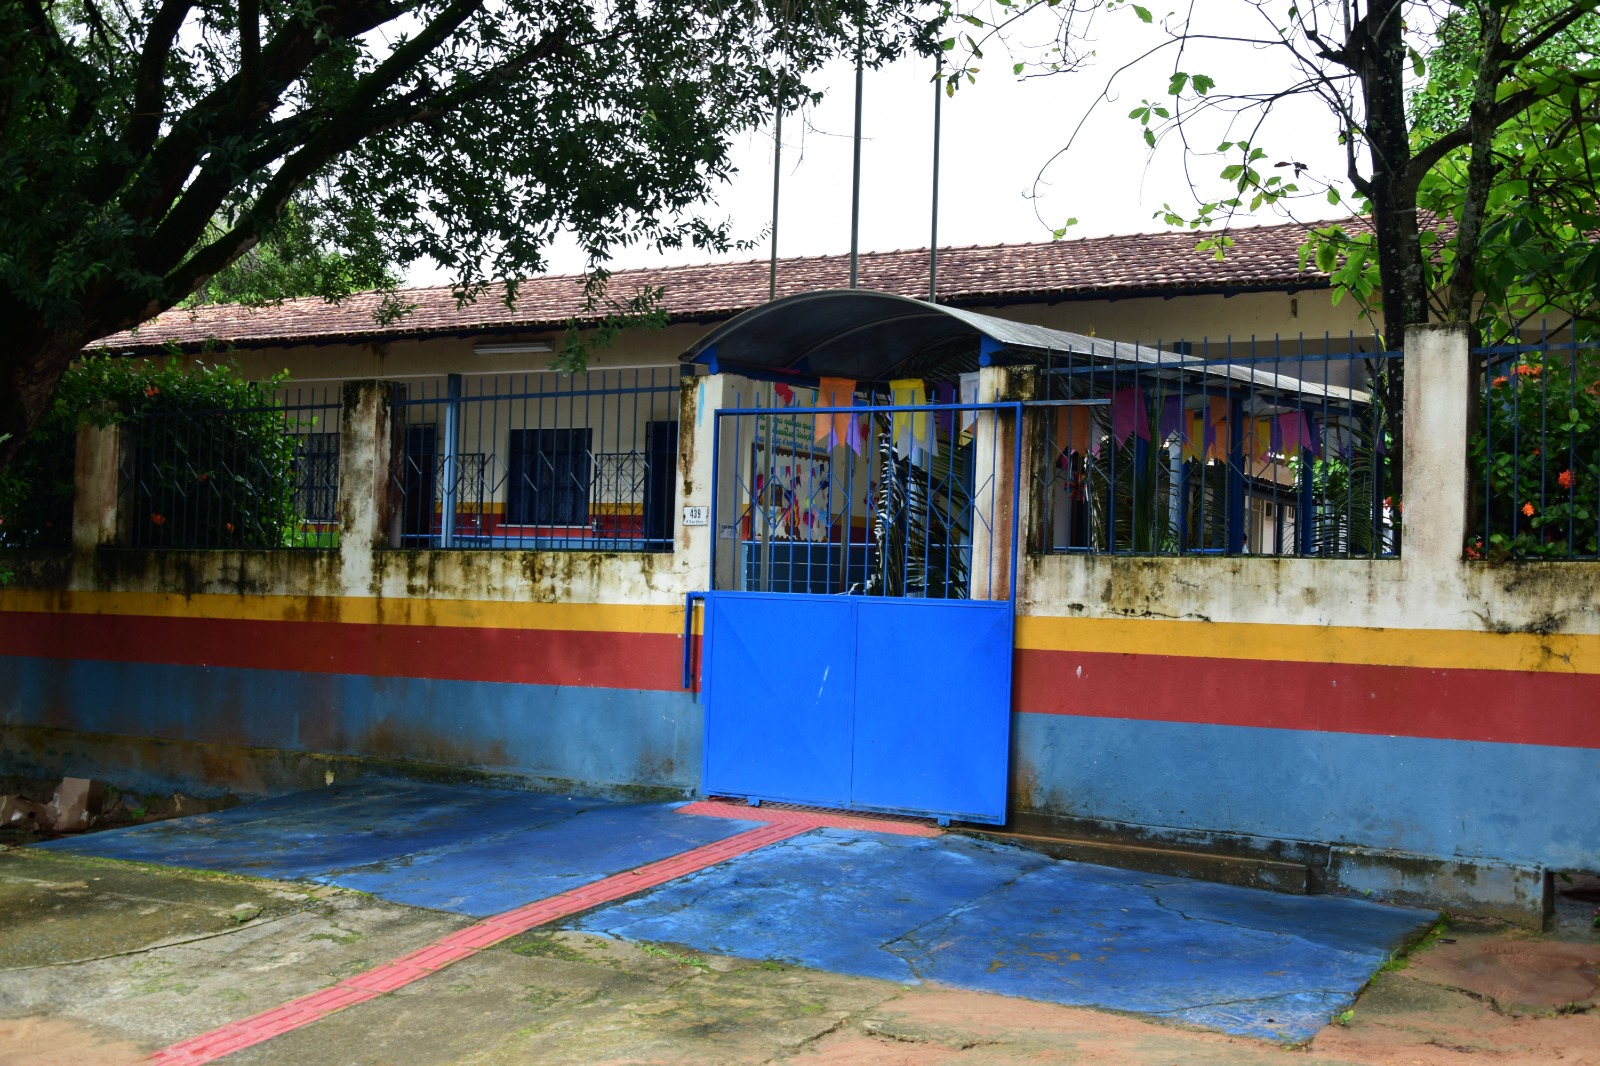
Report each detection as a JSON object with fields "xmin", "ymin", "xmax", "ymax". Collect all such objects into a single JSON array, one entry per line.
[{"xmin": 473, "ymin": 341, "xmax": 553, "ymax": 355}]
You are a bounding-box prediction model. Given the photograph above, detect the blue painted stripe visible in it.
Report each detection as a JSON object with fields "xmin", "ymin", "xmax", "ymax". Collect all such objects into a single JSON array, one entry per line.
[
  {"xmin": 1013, "ymin": 713, "xmax": 1600, "ymax": 870},
  {"xmin": 1, "ymin": 656, "xmax": 702, "ymax": 793}
]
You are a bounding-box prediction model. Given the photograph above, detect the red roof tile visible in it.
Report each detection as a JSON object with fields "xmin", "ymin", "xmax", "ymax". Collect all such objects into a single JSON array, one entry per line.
[{"xmin": 95, "ymin": 218, "xmax": 1335, "ymax": 352}]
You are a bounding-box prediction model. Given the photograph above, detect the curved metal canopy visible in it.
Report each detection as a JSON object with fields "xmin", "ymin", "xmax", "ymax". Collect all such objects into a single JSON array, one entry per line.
[
  {"xmin": 679, "ymin": 289, "xmax": 1158, "ymax": 384},
  {"xmin": 680, "ymin": 289, "xmax": 1369, "ymax": 405}
]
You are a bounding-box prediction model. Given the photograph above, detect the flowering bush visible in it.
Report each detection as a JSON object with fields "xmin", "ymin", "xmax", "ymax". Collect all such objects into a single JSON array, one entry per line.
[{"xmin": 1467, "ymin": 349, "xmax": 1600, "ymax": 559}]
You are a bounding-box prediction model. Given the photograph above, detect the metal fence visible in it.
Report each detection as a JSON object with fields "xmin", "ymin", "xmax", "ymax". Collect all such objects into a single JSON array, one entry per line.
[
  {"xmin": 119, "ymin": 385, "xmax": 341, "ymax": 549},
  {"xmin": 1471, "ymin": 337, "xmax": 1599, "ymax": 560},
  {"xmin": 1034, "ymin": 336, "xmax": 1402, "ymax": 558},
  {"xmin": 710, "ymin": 382, "xmax": 1017, "ymax": 599},
  {"xmin": 387, "ymin": 368, "xmax": 682, "ymax": 551}
]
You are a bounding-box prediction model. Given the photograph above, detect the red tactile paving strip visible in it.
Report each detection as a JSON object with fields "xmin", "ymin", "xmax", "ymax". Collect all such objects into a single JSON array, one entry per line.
[
  {"xmin": 146, "ymin": 821, "xmax": 806, "ymax": 1066},
  {"xmin": 678, "ymin": 799, "xmax": 943, "ymax": 837}
]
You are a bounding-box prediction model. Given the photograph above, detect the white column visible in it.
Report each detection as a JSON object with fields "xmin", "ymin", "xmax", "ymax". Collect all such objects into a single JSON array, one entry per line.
[
  {"xmin": 336, "ymin": 380, "xmax": 394, "ymax": 595},
  {"xmin": 971, "ymin": 365, "xmax": 1031, "ymax": 600},
  {"xmin": 68, "ymin": 422, "xmax": 121, "ymax": 591},
  {"xmin": 1402, "ymin": 324, "xmax": 1470, "ymax": 567}
]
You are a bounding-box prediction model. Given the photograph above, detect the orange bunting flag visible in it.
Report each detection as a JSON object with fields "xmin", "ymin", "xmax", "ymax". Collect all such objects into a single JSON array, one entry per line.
[
  {"xmin": 813, "ymin": 377, "xmax": 858, "ymax": 452},
  {"xmin": 1205, "ymin": 397, "xmax": 1231, "ymax": 462},
  {"xmin": 1054, "ymin": 407, "xmax": 1091, "ymax": 458}
]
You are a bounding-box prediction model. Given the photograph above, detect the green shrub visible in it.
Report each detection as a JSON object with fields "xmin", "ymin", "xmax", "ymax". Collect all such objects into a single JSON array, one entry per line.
[
  {"xmin": 1468, "ymin": 351, "xmax": 1600, "ymax": 559},
  {"xmin": 0, "ymin": 357, "xmax": 303, "ymax": 551}
]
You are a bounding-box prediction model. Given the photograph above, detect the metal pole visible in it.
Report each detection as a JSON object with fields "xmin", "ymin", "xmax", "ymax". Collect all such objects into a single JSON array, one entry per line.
[
  {"xmin": 439, "ymin": 373, "xmax": 461, "ymax": 549},
  {"xmin": 769, "ymin": 74, "xmax": 783, "ymax": 302},
  {"xmin": 849, "ymin": 24, "xmax": 864, "ymax": 289},
  {"xmin": 930, "ymin": 61, "xmax": 942, "ymax": 303}
]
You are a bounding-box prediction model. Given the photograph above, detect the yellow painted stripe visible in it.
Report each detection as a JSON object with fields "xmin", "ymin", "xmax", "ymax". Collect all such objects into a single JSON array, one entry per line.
[
  {"xmin": 7, "ymin": 588, "xmax": 1588, "ymax": 670},
  {"xmin": 0, "ymin": 589, "xmax": 683, "ymax": 635},
  {"xmin": 1015, "ymin": 615, "xmax": 1600, "ymax": 675}
]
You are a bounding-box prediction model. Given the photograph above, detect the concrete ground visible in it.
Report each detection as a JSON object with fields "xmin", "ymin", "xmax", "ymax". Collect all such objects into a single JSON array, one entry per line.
[{"xmin": 1, "ymin": 781, "xmax": 1596, "ymax": 1064}]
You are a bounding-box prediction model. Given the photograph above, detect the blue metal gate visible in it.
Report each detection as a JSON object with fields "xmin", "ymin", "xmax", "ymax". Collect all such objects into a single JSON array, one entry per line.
[{"xmin": 689, "ymin": 392, "xmax": 1021, "ymax": 825}]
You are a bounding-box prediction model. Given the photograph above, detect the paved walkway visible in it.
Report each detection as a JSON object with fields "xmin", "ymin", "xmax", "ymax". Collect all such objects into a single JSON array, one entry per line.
[{"xmin": 39, "ymin": 780, "xmax": 1436, "ymax": 1060}]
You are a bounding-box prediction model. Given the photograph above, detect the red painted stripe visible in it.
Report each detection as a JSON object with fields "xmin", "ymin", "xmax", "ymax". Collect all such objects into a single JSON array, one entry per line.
[
  {"xmin": 678, "ymin": 800, "xmax": 943, "ymax": 837},
  {"xmin": 1015, "ymin": 648, "xmax": 1600, "ymax": 749},
  {"xmin": 0, "ymin": 612, "xmax": 679, "ymax": 692},
  {"xmin": 147, "ymin": 821, "xmax": 809, "ymax": 1066}
]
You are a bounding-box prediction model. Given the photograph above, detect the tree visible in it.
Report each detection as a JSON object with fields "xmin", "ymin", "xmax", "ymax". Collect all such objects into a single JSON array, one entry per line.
[
  {"xmin": 185, "ymin": 188, "xmax": 401, "ymax": 310},
  {"xmin": 0, "ymin": 0, "xmax": 937, "ymax": 467},
  {"xmin": 945, "ymin": 0, "xmax": 1600, "ymax": 344},
  {"xmin": 1406, "ymin": 2, "xmax": 1600, "ymax": 344}
]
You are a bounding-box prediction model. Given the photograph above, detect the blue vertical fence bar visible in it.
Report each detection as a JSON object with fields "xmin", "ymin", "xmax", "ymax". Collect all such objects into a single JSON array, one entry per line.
[
  {"xmin": 1470, "ymin": 335, "xmax": 1599, "ymax": 560},
  {"xmin": 116, "ymin": 383, "xmax": 342, "ymax": 550},
  {"xmin": 386, "ymin": 366, "xmax": 681, "ymax": 551},
  {"xmin": 1033, "ymin": 335, "xmax": 1401, "ymax": 558}
]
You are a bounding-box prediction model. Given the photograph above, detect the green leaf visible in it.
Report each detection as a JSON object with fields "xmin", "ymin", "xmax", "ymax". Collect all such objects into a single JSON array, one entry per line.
[
  {"xmin": 1013, "ymin": 62, "xmax": 1025, "ymax": 75},
  {"xmin": 1132, "ymin": 5, "xmax": 1153, "ymax": 22},
  {"xmin": 1327, "ymin": 187, "xmax": 1341, "ymax": 205},
  {"xmin": 1191, "ymin": 74, "xmax": 1214, "ymax": 95},
  {"xmin": 1143, "ymin": 127, "xmax": 1156, "ymax": 147},
  {"xmin": 1168, "ymin": 72, "xmax": 1189, "ymax": 95}
]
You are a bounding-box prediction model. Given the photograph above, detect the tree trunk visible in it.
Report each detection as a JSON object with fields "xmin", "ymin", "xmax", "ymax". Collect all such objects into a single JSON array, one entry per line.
[
  {"xmin": 0, "ymin": 319, "xmax": 96, "ymax": 471},
  {"xmin": 1356, "ymin": 0, "xmax": 1431, "ymax": 338}
]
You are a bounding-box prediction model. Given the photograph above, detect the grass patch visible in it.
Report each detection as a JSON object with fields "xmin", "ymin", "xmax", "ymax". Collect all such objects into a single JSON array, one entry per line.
[
  {"xmin": 640, "ymin": 943, "xmax": 713, "ymax": 972},
  {"xmin": 502, "ymin": 933, "xmax": 591, "ymax": 964}
]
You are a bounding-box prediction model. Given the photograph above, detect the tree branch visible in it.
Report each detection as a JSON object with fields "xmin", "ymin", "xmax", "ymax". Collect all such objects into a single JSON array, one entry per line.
[
  {"xmin": 1505, "ymin": 0, "xmax": 1600, "ymax": 66},
  {"xmin": 1404, "ymin": 70, "xmax": 1600, "ymax": 187},
  {"xmin": 149, "ymin": 0, "xmax": 506, "ymax": 300},
  {"xmin": 118, "ymin": 1, "xmax": 412, "ymax": 228},
  {"xmin": 126, "ymin": 0, "xmax": 197, "ymax": 161}
]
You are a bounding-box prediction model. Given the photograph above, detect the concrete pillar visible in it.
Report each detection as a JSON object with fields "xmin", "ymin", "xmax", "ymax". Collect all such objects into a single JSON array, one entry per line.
[
  {"xmin": 68, "ymin": 422, "xmax": 121, "ymax": 591},
  {"xmin": 337, "ymin": 381, "xmax": 394, "ymax": 594},
  {"xmin": 676, "ymin": 372, "xmax": 724, "ymax": 595},
  {"xmin": 970, "ymin": 365, "xmax": 1034, "ymax": 600},
  {"xmin": 1402, "ymin": 324, "xmax": 1470, "ymax": 567}
]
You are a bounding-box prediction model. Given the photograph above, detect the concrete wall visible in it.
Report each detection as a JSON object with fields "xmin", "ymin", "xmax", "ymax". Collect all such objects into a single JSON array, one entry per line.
[
  {"xmin": 1008, "ymin": 326, "xmax": 1599, "ymax": 922},
  {"xmin": 4, "ymin": 323, "xmax": 1595, "ymax": 924},
  {"xmin": 2, "ymin": 373, "xmax": 721, "ymax": 803}
]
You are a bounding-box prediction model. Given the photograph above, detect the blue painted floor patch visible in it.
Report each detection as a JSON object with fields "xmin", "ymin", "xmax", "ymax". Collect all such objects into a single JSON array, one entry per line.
[
  {"xmin": 582, "ymin": 829, "xmax": 1053, "ymax": 982},
  {"xmin": 44, "ymin": 783, "xmax": 1435, "ymax": 1041},
  {"xmin": 328, "ymin": 802, "xmax": 760, "ymax": 916},
  {"xmin": 40, "ymin": 780, "xmax": 762, "ymax": 916},
  {"xmin": 572, "ymin": 827, "xmax": 1435, "ymax": 1043}
]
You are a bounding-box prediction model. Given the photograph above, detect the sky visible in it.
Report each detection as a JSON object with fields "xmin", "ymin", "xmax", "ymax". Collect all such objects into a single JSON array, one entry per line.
[{"xmin": 406, "ymin": 5, "xmax": 1361, "ymax": 286}]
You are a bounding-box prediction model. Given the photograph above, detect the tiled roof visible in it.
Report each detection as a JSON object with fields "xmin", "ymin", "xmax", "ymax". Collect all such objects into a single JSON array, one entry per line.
[{"xmin": 95, "ymin": 218, "xmax": 1335, "ymax": 352}]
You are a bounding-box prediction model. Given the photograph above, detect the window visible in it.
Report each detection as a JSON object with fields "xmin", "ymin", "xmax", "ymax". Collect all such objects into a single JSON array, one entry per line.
[
  {"xmin": 507, "ymin": 428, "xmax": 593, "ymax": 526},
  {"xmin": 293, "ymin": 433, "xmax": 340, "ymax": 523}
]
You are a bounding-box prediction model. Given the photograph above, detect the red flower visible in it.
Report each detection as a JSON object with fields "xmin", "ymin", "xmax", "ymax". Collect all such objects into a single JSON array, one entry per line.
[
  {"xmin": 143, "ymin": 386, "xmax": 160, "ymax": 397},
  {"xmin": 1492, "ymin": 376, "xmax": 1509, "ymax": 388},
  {"xmin": 1522, "ymin": 502, "xmax": 1536, "ymax": 518},
  {"xmin": 150, "ymin": 513, "xmax": 166, "ymax": 525},
  {"xmin": 225, "ymin": 522, "xmax": 234, "ymax": 533},
  {"xmin": 1515, "ymin": 363, "xmax": 1542, "ymax": 377},
  {"xmin": 1558, "ymin": 469, "xmax": 1574, "ymax": 490}
]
